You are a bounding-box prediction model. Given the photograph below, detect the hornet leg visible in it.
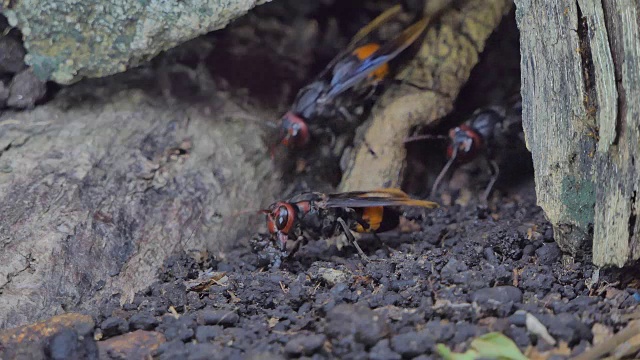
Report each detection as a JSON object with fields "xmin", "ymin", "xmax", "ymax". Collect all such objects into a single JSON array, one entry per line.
[
  {"xmin": 481, "ymin": 155, "xmax": 500, "ymax": 202},
  {"xmin": 338, "ymin": 106, "xmax": 357, "ymax": 123},
  {"xmin": 430, "ymin": 147, "xmax": 459, "ymax": 199},
  {"xmin": 286, "ymin": 237, "xmax": 303, "ymax": 259},
  {"xmin": 337, "ymin": 217, "xmax": 370, "ymax": 263},
  {"xmin": 352, "ymin": 214, "xmax": 392, "ymax": 257}
]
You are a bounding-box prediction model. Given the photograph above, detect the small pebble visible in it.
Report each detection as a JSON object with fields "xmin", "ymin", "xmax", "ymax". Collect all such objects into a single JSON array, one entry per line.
[
  {"xmin": 7, "ymin": 68, "xmax": 47, "ymax": 109},
  {"xmin": 195, "ymin": 325, "xmax": 223, "ymax": 343},
  {"xmin": 100, "ymin": 317, "xmax": 129, "ymax": 337},
  {"xmin": 197, "ymin": 310, "xmax": 239, "ymax": 327},
  {"xmin": 284, "ymin": 334, "xmax": 326, "ymax": 356},
  {"xmin": 390, "ymin": 330, "xmax": 434, "ymax": 358},
  {"xmin": 129, "ymin": 312, "xmax": 159, "ymax": 331}
]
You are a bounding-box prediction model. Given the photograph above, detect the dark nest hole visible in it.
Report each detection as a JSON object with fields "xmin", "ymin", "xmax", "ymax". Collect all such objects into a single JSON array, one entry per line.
[
  {"xmin": 196, "ymin": 0, "xmax": 432, "ymax": 190},
  {"xmin": 204, "ymin": 0, "xmax": 422, "ymax": 109},
  {"xmin": 2, "ymin": 0, "xmax": 534, "ymax": 201},
  {"xmin": 403, "ymin": 7, "xmax": 534, "ymax": 203},
  {"xmin": 196, "ymin": 0, "xmax": 535, "ymax": 199}
]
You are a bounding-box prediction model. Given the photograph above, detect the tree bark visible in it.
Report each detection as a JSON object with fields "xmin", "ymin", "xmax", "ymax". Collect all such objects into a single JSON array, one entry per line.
[
  {"xmin": 515, "ymin": 0, "xmax": 639, "ymax": 266},
  {"xmin": 0, "ymin": 78, "xmax": 280, "ymax": 329}
]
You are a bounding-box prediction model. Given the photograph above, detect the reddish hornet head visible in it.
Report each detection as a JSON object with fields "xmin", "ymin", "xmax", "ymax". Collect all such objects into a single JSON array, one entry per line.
[
  {"xmin": 447, "ymin": 125, "xmax": 483, "ymax": 163},
  {"xmin": 279, "ymin": 112, "xmax": 310, "ymax": 148},
  {"xmin": 263, "ymin": 200, "xmax": 313, "ymax": 251},
  {"xmin": 264, "ymin": 202, "xmax": 297, "ymax": 251}
]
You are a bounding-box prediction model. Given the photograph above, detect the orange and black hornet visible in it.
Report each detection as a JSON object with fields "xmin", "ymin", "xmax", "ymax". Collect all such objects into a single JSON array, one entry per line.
[
  {"xmin": 277, "ymin": 5, "xmax": 430, "ymax": 149},
  {"xmin": 258, "ymin": 188, "xmax": 438, "ymax": 268}
]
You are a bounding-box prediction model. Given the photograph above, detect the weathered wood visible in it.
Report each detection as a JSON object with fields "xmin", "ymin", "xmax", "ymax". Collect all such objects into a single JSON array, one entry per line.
[
  {"xmin": 339, "ymin": 0, "xmax": 513, "ymax": 191},
  {"xmin": 0, "ymin": 79, "xmax": 279, "ymax": 329},
  {"xmin": 593, "ymin": 0, "xmax": 640, "ymax": 266},
  {"xmin": 515, "ymin": 1, "xmax": 595, "ymax": 257},
  {"xmin": 515, "ymin": 0, "xmax": 639, "ymax": 266}
]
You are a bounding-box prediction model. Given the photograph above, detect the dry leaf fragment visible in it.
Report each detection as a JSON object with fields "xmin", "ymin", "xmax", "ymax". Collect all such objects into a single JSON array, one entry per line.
[{"xmin": 185, "ymin": 269, "xmax": 228, "ymax": 292}]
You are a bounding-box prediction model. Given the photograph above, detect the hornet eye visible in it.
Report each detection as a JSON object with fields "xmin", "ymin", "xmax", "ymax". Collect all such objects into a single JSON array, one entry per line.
[
  {"xmin": 267, "ymin": 202, "xmax": 296, "ymax": 234},
  {"xmin": 275, "ymin": 206, "xmax": 289, "ymax": 230}
]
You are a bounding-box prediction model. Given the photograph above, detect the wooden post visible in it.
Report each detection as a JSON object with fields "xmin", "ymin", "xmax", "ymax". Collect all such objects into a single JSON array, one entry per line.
[{"xmin": 515, "ymin": 0, "xmax": 639, "ymax": 266}]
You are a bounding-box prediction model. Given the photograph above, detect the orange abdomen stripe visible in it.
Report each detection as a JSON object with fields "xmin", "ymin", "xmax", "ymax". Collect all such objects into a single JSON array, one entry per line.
[
  {"xmin": 355, "ymin": 206, "xmax": 384, "ymax": 233},
  {"xmin": 352, "ymin": 43, "xmax": 389, "ymax": 82}
]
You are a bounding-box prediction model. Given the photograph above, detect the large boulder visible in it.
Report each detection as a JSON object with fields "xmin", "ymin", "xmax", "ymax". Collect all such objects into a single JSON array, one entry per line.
[
  {"xmin": 0, "ymin": 79, "xmax": 279, "ymax": 329},
  {"xmin": 1, "ymin": 0, "xmax": 270, "ymax": 84}
]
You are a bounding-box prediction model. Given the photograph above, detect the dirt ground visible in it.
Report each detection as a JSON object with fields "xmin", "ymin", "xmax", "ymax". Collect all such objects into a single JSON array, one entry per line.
[
  {"xmin": 2, "ymin": 0, "xmax": 640, "ymax": 359},
  {"xmin": 5, "ymin": 179, "xmax": 640, "ymax": 359},
  {"xmin": 30, "ymin": 178, "xmax": 635, "ymax": 360},
  {"xmin": 103, "ymin": 183, "xmax": 640, "ymax": 360}
]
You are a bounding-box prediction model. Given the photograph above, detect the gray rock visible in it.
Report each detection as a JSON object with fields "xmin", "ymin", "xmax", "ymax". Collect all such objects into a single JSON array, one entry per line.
[
  {"xmin": 284, "ymin": 334, "xmax": 326, "ymax": 356},
  {"xmin": 539, "ymin": 313, "xmax": 592, "ymax": 345},
  {"xmin": 0, "ymin": 80, "xmax": 9, "ymax": 107},
  {"xmin": 7, "ymin": 68, "xmax": 47, "ymax": 108},
  {"xmin": 535, "ymin": 243, "xmax": 562, "ymax": 265},
  {"xmin": 47, "ymin": 329, "xmax": 99, "ymax": 360},
  {"xmin": 243, "ymin": 350, "xmax": 286, "ymax": 360},
  {"xmin": 471, "ymin": 286, "xmax": 523, "ymax": 317},
  {"xmin": 0, "ymin": 81, "xmax": 279, "ymax": 329},
  {"xmin": 129, "ymin": 313, "xmax": 159, "ymax": 331},
  {"xmin": 158, "ymin": 282, "xmax": 188, "ymax": 311},
  {"xmin": 183, "ymin": 343, "xmax": 221, "ymax": 360},
  {"xmin": 325, "ymin": 304, "xmax": 387, "ymax": 346},
  {"xmin": 369, "ymin": 339, "xmax": 401, "ymax": 360},
  {"xmin": 0, "ymin": 36, "xmax": 26, "ymax": 75},
  {"xmin": 195, "ymin": 325, "xmax": 223, "ymax": 343},
  {"xmin": 100, "ymin": 317, "xmax": 129, "ymax": 337},
  {"xmin": 472, "ymin": 286, "xmax": 523, "ymax": 304},
  {"xmin": 390, "ymin": 330, "xmax": 434, "ymax": 358},
  {"xmin": 3, "ymin": 0, "xmax": 271, "ymax": 84},
  {"xmin": 197, "ymin": 310, "xmax": 240, "ymax": 327},
  {"xmin": 440, "ymin": 258, "xmax": 468, "ymax": 279}
]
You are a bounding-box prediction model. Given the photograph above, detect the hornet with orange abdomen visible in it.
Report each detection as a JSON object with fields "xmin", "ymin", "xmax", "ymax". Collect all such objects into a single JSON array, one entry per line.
[
  {"xmin": 276, "ymin": 5, "xmax": 430, "ymax": 150},
  {"xmin": 256, "ymin": 188, "xmax": 438, "ymax": 268}
]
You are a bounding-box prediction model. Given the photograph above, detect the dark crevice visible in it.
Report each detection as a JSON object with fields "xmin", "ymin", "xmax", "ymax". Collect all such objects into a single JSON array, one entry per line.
[
  {"xmin": 0, "ymin": 143, "xmax": 12, "ymax": 159},
  {"xmin": 0, "ymin": 254, "xmax": 33, "ymax": 292},
  {"xmin": 630, "ymin": 190, "xmax": 637, "ymax": 246},
  {"xmin": 402, "ymin": 8, "xmax": 527, "ymax": 198},
  {"xmin": 575, "ymin": 2, "xmax": 598, "ymax": 132},
  {"xmin": 600, "ymin": 0, "xmax": 624, "ymax": 146}
]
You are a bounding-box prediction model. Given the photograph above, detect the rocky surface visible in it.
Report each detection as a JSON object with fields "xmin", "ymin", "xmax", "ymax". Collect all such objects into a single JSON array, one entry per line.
[
  {"xmin": 0, "ymin": 76, "xmax": 279, "ymax": 329},
  {"xmin": 1, "ymin": 0, "xmax": 271, "ymax": 84},
  {"xmin": 0, "ymin": 14, "xmax": 48, "ymax": 110}
]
